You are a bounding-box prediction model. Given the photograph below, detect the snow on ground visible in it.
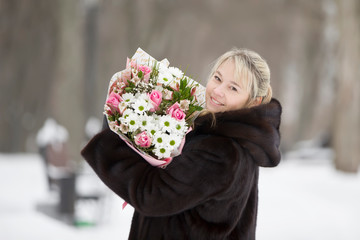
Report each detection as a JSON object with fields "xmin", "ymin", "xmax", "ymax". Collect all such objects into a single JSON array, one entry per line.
[
  {"xmin": 257, "ymin": 155, "xmax": 360, "ymax": 240},
  {"xmin": 0, "ymin": 153, "xmax": 133, "ymax": 240},
  {"xmin": 0, "ymin": 151, "xmax": 359, "ymax": 240}
]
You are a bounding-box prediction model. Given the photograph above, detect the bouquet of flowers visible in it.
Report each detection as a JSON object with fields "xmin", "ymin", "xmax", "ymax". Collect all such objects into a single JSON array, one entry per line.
[{"xmin": 104, "ymin": 48, "xmax": 205, "ymax": 167}]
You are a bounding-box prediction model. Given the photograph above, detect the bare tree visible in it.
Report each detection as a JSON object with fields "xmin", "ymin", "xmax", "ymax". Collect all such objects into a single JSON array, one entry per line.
[
  {"xmin": 0, "ymin": 0, "xmax": 58, "ymax": 152},
  {"xmin": 332, "ymin": 0, "xmax": 360, "ymax": 172},
  {"xmin": 48, "ymin": 0, "xmax": 86, "ymax": 166}
]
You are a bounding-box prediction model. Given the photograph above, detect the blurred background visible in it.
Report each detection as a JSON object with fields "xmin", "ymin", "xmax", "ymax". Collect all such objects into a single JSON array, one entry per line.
[{"xmin": 1, "ymin": 0, "xmax": 359, "ymax": 239}]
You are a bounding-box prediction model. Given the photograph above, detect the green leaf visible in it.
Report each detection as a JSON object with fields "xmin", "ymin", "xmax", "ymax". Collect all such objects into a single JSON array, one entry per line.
[
  {"xmin": 194, "ymin": 105, "xmax": 203, "ymax": 111},
  {"xmin": 173, "ymin": 91, "xmax": 181, "ymax": 101},
  {"xmin": 108, "ymin": 115, "xmax": 115, "ymax": 122},
  {"xmin": 180, "ymin": 77, "xmax": 188, "ymax": 90}
]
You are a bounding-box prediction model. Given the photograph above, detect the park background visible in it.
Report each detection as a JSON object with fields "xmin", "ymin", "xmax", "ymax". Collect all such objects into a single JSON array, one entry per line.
[{"xmin": 1, "ymin": 0, "xmax": 359, "ymax": 239}]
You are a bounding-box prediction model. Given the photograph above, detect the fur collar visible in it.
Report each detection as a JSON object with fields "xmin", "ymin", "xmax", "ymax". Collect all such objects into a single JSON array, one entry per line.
[{"xmin": 194, "ymin": 98, "xmax": 282, "ymax": 167}]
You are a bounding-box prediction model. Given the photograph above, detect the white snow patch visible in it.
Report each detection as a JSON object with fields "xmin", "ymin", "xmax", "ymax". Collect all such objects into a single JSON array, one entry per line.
[
  {"xmin": 85, "ymin": 117, "xmax": 102, "ymax": 138},
  {"xmin": 0, "ymin": 151, "xmax": 359, "ymax": 240},
  {"xmin": 36, "ymin": 119, "xmax": 69, "ymax": 147}
]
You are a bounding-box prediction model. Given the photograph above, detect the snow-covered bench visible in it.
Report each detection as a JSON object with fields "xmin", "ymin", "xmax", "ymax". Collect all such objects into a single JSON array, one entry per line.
[{"xmin": 36, "ymin": 118, "xmax": 106, "ymax": 225}]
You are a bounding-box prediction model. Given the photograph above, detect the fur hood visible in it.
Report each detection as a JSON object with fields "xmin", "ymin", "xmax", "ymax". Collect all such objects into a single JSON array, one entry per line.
[{"xmin": 194, "ymin": 98, "xmax": 282, "ymax": 167}]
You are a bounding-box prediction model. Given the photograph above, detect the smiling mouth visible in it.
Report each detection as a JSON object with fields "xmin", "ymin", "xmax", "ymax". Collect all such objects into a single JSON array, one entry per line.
[{"xmin": 210, "ymin": 97, "xmax": 224, "ymax": 106}]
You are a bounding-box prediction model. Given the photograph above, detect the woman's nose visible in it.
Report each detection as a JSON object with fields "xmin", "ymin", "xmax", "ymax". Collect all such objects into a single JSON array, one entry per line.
[{"xmin": 213, "ymin": 85, "xmax": 225, "ymax": 97}]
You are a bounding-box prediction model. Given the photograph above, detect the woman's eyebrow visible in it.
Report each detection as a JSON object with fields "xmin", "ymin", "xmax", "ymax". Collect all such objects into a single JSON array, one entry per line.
[
  {"xmin": 216, "ymin": 70, "xmax": 241, "ymax": 87},
  {"xmin": 215, "ymin": 70, "xmax": 223, "ymax": 77},
  {"xmin": 230, "ymin": 81, "xmax": 241, "ymax": 87}
]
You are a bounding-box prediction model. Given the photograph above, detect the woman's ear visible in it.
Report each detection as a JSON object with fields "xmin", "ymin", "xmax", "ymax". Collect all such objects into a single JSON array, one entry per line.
[{"xmin": 249, "ymin": 96, "xmax": 263, "ymax": 107}]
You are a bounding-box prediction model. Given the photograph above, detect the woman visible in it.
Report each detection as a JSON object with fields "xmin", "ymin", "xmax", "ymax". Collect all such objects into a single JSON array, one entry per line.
[{"xmin": 81, "ymin": 48, "xmax": 282, "ymax": 240}]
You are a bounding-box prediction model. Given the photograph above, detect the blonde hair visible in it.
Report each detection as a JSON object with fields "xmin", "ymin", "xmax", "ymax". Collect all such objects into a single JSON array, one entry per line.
[{"xmin": 207, "ymin": 48, "xmax": 272, "ymax": 107}]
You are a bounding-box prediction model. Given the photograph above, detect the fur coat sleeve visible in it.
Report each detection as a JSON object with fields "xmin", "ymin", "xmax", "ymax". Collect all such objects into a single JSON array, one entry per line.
[{"xmin": 81, "ymin": 127, "xmax": 250, "ymax": 216}]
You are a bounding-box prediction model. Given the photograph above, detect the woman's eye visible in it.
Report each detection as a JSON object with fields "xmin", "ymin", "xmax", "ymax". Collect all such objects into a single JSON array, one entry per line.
[
  {"xmin": 214, "ymin": 76, "xmax": 221, "ymax": 82},
  {"xmin": 230, "ymin": 86, "xmax": 238, "ymax": 92}
]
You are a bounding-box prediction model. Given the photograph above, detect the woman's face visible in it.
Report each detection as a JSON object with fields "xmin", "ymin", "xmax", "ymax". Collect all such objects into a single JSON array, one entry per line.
[{"xmin": 205, "ymin": 60, "xmax": 250, "ymax": 113}]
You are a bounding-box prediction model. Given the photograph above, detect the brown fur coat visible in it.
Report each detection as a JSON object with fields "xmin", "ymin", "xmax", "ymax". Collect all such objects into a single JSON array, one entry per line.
[{"xmin": 81, "ymin": 98, "xmax": 282, "ymax": 240}]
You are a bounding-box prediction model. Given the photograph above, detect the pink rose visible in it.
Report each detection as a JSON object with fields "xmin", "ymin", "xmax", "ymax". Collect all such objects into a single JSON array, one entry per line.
[
  {"xmin": 171, "ymin": 108, "xmax": 186, "ymax": 121},
  {"xmin": 106, "ymin": 92, "xmax": 123, "ymax": 113},
  {"xmin": 166, "ymin": 102, "xmax": 186, "ymax": 121},
  {"xmin": 148, "ymin": 90, "xmax": 162, "ymax": 112},
  {"xmin": 166, "ymin": 102, "xmax": 180, "ymax": 114},
  {"xmin": 134, "ymin": 131, "xmax": 152, "ymax": 148}
]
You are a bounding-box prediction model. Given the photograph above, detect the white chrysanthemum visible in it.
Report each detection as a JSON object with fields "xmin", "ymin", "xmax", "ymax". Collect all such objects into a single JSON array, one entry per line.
[
  {"xmin": 132, "ymin": 98, "xmax": 151, "ymax": 115},
  {"xmin": 139, "ymin": 114, "xmax": 155, "ymax": 131},
  {"xmin": 153, "ymin": 131, "xmax": 170, "ymax": 147},
  {"xmin": 173, "ymin": 120, "xmax": 188, "ymax": 134},
  {"xmin": 159, "ymin": 115, "xmax": 177, "ymax": 133},
  {"xmin": 147, "ymin": 125, "xmax": 160, "ymax": 137},
  {"xmin": 153, "ymin": 145, "xmax": 172, "ymax": 159},
  {"xmin": 122, "ymin": 93, "xmax": 135, "ymax": 104},
  {"xmin": 166, "ymin": 134, "xmax": 182, "ymax": 150},
  {"xmin": 134, "ymin": 93, "xmax": 150, "ymax": 102},
  {"xmin": 158, "ymin": 62, "xmax": 169, "ymax": 73},
  {"xmin": 168, "ymin": 67, "xmax": 184, "ymax": 79},
  {"xmin": 119, "ymin": 108, "xmax": 133, "ymax": 123},
  {"xmin": 157, "ymin": 71, "xmax": 174, "ymax": 85},
  {"xmin": 142, "ymin": 115, "xmax": 159, "ymax": 136},
  {"xmin": 137, "ymin": 92, "xmax": 148, "ymax": 99},
  {"xmin": 125, "ymin": 112, "xmax": 141, "ymax": 132}
]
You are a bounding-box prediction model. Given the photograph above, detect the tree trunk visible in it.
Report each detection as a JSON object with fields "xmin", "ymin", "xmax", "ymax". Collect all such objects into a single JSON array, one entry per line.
[
  {"xmin": 333, "ymin": 0, "xmax": 360, "ymax": 172},
  {"xmin": 49, "ymin": 0, "xmax": 86, "ymax": 166},
  {"xmin": 0, "ymin": 0, "xmax": 59, "ymax": 152}
]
